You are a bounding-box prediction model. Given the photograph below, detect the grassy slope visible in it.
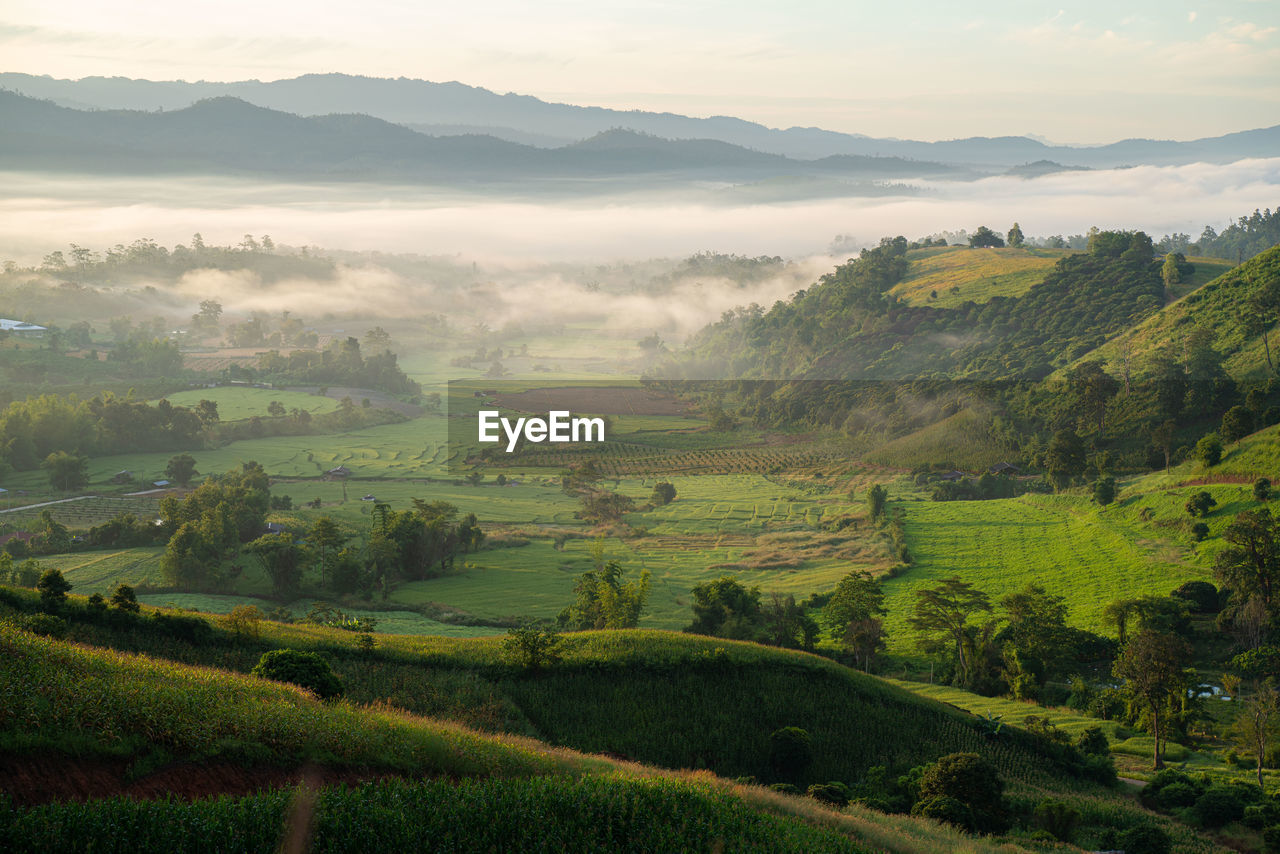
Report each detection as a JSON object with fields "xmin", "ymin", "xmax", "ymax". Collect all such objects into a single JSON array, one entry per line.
[
  {"xmin": 882, "ymin": 492, "xmax": 1211, "ymax": 646},
  {"xmin": 891, "ymin": 247, "xmax": 1072, "ymax": 308},
  {"xmin": 0, "ymin": 621, "xmax": 1037, "ymax": 854},
  {"xmin": 162, "ymin": 387, "xmax": 340, "ymax": 421},
  {"xmin": 1064, "ymin": 245, "xmax": 1280, "ymax": 381}
]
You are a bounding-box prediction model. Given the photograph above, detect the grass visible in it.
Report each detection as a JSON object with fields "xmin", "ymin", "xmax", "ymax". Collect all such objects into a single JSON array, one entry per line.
[
  {"xmin": 883, "ymin": 679, "xmax": 1127, "ymax": 740},
  {"xmin": 882, "ymin": 492, "xmax": 1210, "ymax": 648},
  {"xmin": 892, "ymin": 246, "xmax": 1072, "ymax": 308},
  {"xmin": 162, "ymin": 387, "xmax": 340, "ymax": 421}
]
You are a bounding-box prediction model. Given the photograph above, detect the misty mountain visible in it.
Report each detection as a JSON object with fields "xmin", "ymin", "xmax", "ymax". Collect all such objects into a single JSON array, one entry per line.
[
  {"xmin": 0, "ymin": 90, "xmax": 969, "ymax": 187},
  {"xmin": 3, "ymin": 72, "xmax": 1277, "ymax": 167}
]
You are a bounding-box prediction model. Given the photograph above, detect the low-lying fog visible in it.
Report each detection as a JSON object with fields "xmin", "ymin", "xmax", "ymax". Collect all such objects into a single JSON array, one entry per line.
[{"xmin": 2, "ymin": 158, "xmax": 1276, "ymax": 265}]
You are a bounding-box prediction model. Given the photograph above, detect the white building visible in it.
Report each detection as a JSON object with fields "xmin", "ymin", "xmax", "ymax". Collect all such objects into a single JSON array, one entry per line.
[{"xmin": 0, "ymin": 318, "xmax": 47, "ymax": 336}]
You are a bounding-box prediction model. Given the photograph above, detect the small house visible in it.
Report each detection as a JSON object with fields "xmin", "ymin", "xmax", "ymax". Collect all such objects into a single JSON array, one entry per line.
[
  {"xmin": 152, "ymin": 480, "xmax": 171, "ymax": 488},
  {"xmin": 938, "ymin": 470, "xmax": 967, "ymax": 482},
  {"xmin": 111, "ymin": 470, "xmax": 134, "ymax": 484},
  {"xmin": 263, "ymin": 522, "xmax": 286, "ymax": 535},
  {"xmin": 989, "ymin": 462, "xmax": 1020, "ymax": 476},
  {"xmin": 325, "ymin": 465, "xmax": 351, "ymax": 480},
  {"xmin": 361, "ymin": 494, "xmax": 377, "ymax": 502}
]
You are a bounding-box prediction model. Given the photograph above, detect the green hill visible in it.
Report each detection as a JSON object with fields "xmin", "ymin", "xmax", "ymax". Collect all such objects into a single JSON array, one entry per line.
[{"xmin": 1068, "ymin": 244, "xmax": 1280, "ymax": 381}]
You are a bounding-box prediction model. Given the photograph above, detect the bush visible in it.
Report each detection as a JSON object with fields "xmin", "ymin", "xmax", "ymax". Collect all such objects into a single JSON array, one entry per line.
[
  {"xmin": 1117, "ymin": 824, "xmax": 1172, "ymax": 854},
  {"xmin": 1074, "ymin": 726, "xmax": 1109, "ymax": 757},
  {"xmin": 1194, "ymin": 785, "xmax": 1245, "ymax": 828},
  {"xmin": 110, "ymin": 584, "xmax": 140, "ymax": 613},
  {"xmin": 1244, "ymin": 804, "xmax": 1278, "ymax": 829},
  {"xmin": 1156, "ymin": 782, "xmax": 1198, "ymax": 810},
  {"xmin": 1264, "ymin": 824, "xmax": 1280, "ymax": 854},
  {"xmin": 911, "ymin": 795, "xmax": 974, "ymax": 830},
  {"xmin": 1191, "ymin": 522, "xmax": 1209, "ymax": 542},
  {"xmin": 768, "ymin": 727, "xmax": 812, "ymax": 783},
  {"xmin": 917, "ymin": 752, "xmax": 1007, "ymax": 834},
  {"xmin": 806, "ymin": 782, "xmax": 851, "ymax": 807},
  {"xmin": 224, "ymin": 605, "xmax": 263, "ymax": 640},
  {"xmin": 501, "ymin": 626, "xmax": 563, "ymax": 672},
  {"xmin": 1195, "ymin": 433, "xmax": 1223, "ymax": 467},
  {"xmin": 250, "ymin": 649, "xmax": 344, "ymax": 700},
  {"xmin": 21, "ymin": 613, "xmax": 67, "ymax": 638},
  {"xmin": 1033, "ymin": 798, "xmax": 1080, "ymax": 842}
]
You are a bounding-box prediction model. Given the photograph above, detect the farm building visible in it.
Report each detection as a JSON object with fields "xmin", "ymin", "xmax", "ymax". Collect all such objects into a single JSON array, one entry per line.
[
  {"xmin": 937, "ymin": 470, "xmax": 967, "ymax": 482},
  {"xmin": 0, "ymin": 318, "xmax": 47, "ymax": 336},
  {"xmin": 326, "ymin": 465, "xmax": 351, "ymax": 479},
  {"xmin": 111, "ymin": 470, "xmax": 134, "ymax": 484},
  {"xmin": 263, "ymin": 522, "xmax": 286, "ymax": 534},
  {"xmin": 151, "ymin": 480, "xmax": 171, "ymax": 488},
  {"xmin": 989, "ymin": 462, "xmax": 1020, "ymax": 475}
]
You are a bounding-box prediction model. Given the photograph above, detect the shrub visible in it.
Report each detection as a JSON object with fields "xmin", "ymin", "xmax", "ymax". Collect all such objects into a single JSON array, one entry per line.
[
  {"xmin": 911, "ymin": 795, "xmax": 974, "ymax": 830},
  {"xmin": 806, "ymin": 781, "xmax": 851, "ymax": 807},
  {"xmin": 1117, "ymin": 824, "xmax": 1172, "ymax": 854},
  {"xmin": 1074, "ymin": 726, "xmax": 1109, "ymax": 757},
  {"xmin": 917, "ymin": 752, "xmax": 1007, "ymax": 834},
  {"xmin": 86, "ymin": 592, "xmax": 107, "ymax": 616},
  {"xmin": 1194, "ymin": 785, "xmax": 1245, "ymax": 827},
  {"xmin": 768, "ymin": 727, "xmax": 812, "ymax": 783},
  {"xmin": 1156, "ymin": 782, "xmax": 1197, "ymax": 810},
  {"xmin": 250, "ymin": 649, "xmax": 344, "ymax": 700},
  {"xmin": 501, "ymin": 626, "xmax": 563, "ymax": 672},
  {"xmin": 224, "ymin": 605, "xmax": 263, "ymax": 640},
  {"xmin": 1191, "ymin": 522, "xmax": 1209, "ymax": 542},
  {"xmin": 1033, "ymin": 798, "xmax": 1080, "ymax": 842},
  {"xmin": 21, "ymin": 613, "xmax": 67, "ymax": 638},
  {"xmin": 1264, "ymin": 824, "xmax": 1280, "ymax": 854},
  {"xmin": 651, "ymin": 482, "xmax": 677, "ymax": 506},
  {"xmin": 1195, "ymin": 433, "xmax": 1223, "ymax": 467},
  {"xmin": 1244, "ymin": 804, "xmax": 1278, "ymax": 829}
]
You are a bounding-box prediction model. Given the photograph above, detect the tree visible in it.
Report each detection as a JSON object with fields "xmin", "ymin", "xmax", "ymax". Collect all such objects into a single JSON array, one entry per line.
[
  {"xmin": 1215, "ymin": 509, "xmax": 1280, "ymax": 620},
  {"xmin": 1221, "ymin": 406, "xmax": 1256, "ymax": 443},
  {"xmin": 651, "ymin": 481, "xmax": 677, "ymax": 506},
  {"xmin": 36, "ymin": 568, "xmax": 71, "ymax": 611},
  {"xmin": 364, "ymin": 326, "xmax": 392, "ymax": 351},
  {"xmin": 843, "ymin": 617, "xmax": 887, "ymax": 672},
  {"xmin": 1066, "ymin": 362, "xmax": 1119, "ymax": 432},
  {"xmin": 247, "ymin": 531, "xmax": 305, "ymax": 597},
  {"xmin": 42, "ymin": 450, "xmax": 89, "ymax": 492},
  {"xmin": 908, "ymin": 577, "xmax": 992, "ymax": 687},
  {"xmin": 768, "ymin": 727, "xmax": 812, "ymax": 783},
  {"xmin": 165, "ymin": 453, "xmax": 198, "ymax": 487},
  {"xmin": 110, "ymin": 583, "xmax": 140, "ymax": 612},
  {"xmin": 1256, "ymin": 478, "xmax": 1272, "ymax": 503},
  {"xmin": 308, "ymin": 516, "xmax": 347, "ymax": 590},
  {"xmin": 686, "ymin": 575, "xmax": 762, "ymax": 639},
  {"xmin": 821, "ymin": 570, "xmax": 886, "ymax": 635},
  {"xmin": 998, "ymin": 585, "xmax": 1073, "ymax": 686},
  {"xmin": 1093, "ymin": 476, "xmax": 1117, "ymax": 506},
  {"xmin": 501, "ymin": 625, "xmax": 564, "ymax": 671},
  {"xmin": 1113, "ymin": 631, "xmax": 1192, "ymax": 769},
  {"xmin": 1184, "ymin": 491, "xmax": 1217, "ymax": 518},
  {"xmin": 760, "ymin": 593, "xmax": 819, "ymax": 650},
  {"xmin": 195, "ymin": 399, "xmax": 220, "ymax": 426},
  {"xmin": 559, "ymin": 561, "xmax": 651, "ymax": 630},
  {"xmin": 266, "ymin": 400, "xmax": 287, "ymax": 418},
  {"xmin": 1195, "ymin": 433, "xmax": 1223, "ymax": 467},
  {"xmin": 969, "ymin": 226, "xmax": 1005, "ymax": 248},
  {"xmin": 1227, "ymin": 678, "xmax": 1280, "ymax": 788},
  {"xmin": 251, "ymin": 649, "xmax": 344, "ymax": 700},
  {"xmin": 866, "ymin": 484, "xmax": 888, "ymax": 521},
  {"xmin": 913, "ymin": 753, "xmax": 1008, "ymax": 834},
  {"xmin": 1006, "ymin": 223, "xmax": 1024, "ymax": 248},
  {"xmin": 1150, "ymin": 420, "xmax": 1178, "ymax": 470},
  {"xmin": 1046, "ymin": 430, "xmax": 1086, "ymax": 489}
]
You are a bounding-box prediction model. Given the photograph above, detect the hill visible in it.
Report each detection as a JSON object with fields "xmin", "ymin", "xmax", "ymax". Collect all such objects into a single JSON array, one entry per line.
[
  {"xmin": 0, "ymin": 603, "xmax": 1212, "ymax": 850},
  {"xmin": 1068, "ymin": 244, "xmax": 1280, "ymax": 382},
  {"xmin": 3, "ymin": 72, "xmax": 1278, "ymax": 167}
]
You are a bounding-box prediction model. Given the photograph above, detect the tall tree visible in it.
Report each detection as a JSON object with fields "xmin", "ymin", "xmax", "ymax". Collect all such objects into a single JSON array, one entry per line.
[
  {"xmin": 1066, "ymin": 361, "xmax": 1120, "ymax": 432},
  {"xmin": 1113, "ymin": 631, "xmax": 1192, "ymax": 769},
  {"xmin": 308, "ymin": 516, "xmax": 347, "ymax": 589},
  {"xmin": 1006, "ymin": 223, "xmax": 1024, "ymax": 248},
  {"xmin": 1215, "ymin": 509, "xmax": 1280, "ymax": 628},
  {"xmin": 908, "ymin": 576, "xmax": 992, "ymax": 687}
]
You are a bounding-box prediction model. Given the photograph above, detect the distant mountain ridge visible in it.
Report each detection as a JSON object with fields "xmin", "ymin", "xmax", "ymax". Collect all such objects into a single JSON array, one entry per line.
[
  {"xmin": 0, "ymin": 90, "xmax": 968, "ymax": 187},
  {"xmin": 3, "ymin": 72, "xmax": 1277, "ymax": 167}
]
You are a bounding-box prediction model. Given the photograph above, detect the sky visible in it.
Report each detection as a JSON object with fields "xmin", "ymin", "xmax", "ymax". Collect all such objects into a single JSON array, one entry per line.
[{"xmin": 2, "ymin": 1, "xmax": 1277, "ymax": 142}]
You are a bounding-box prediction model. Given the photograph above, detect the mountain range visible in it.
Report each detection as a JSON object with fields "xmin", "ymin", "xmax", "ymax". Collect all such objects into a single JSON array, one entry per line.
[{"xmin": 3, "ymin": 72, "xmax": 1277, "ymax": 169}]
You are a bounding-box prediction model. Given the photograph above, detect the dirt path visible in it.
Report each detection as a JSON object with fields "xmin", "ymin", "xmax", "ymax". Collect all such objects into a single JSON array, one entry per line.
[{"xmin": 0, "ymin": 495, "xmax": 94, "ymax": 514}]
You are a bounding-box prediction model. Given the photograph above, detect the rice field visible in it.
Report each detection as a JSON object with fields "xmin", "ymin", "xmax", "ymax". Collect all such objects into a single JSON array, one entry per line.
[{"xmin": 162, "ymin": 387, "xmax": 340, "ymax": 421}]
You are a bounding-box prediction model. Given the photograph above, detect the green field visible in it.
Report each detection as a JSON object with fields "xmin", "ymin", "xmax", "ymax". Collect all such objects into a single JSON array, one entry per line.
[
  {"xmin": 882, "ymin": 492, "xmax": 1210, "ymax": 649},
  {"xmin": 163, "ymin": 386, "xmax": 341, "ymax": 420},
  {"xmin": 891, "ymin": 246, "xmax": 1072, "ymax": 308}
]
